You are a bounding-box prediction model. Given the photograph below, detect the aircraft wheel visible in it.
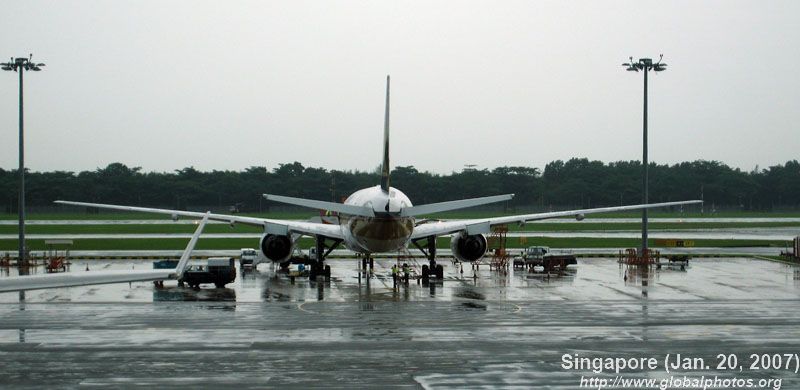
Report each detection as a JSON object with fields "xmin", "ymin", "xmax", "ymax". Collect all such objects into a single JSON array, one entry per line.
[
  {"xmin": 436, "ymin": 264, "xmax": 444, "ymax": 279},
  {"xmin": 324, "ymin": 265, "xmax": 331, "ymax": 278},
  {"xmin": 421, "ymin": 265, "xmax": 429, "ymax": 280}
]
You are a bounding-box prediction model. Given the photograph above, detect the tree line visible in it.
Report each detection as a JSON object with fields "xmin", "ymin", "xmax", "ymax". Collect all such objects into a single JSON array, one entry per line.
[{"xmin": 1, "ymin": 159, "xmax": 798, "ymax": 213}]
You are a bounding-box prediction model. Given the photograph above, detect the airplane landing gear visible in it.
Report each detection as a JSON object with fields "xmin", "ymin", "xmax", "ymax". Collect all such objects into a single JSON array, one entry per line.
[
  {"xmin": 361, "ymin": 257, "xmax": 374, "ymax": 272},
  {"xmin": 310, "ymin": 236, "xmax": 340, "ymax": 281},
  {"xmin": 412, "ymin": 235, "xmax": 444, "ymax": 281}
]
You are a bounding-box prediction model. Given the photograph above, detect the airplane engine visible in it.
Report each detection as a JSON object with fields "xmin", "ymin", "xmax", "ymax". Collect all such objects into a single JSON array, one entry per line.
[
  {"xmin": 259, "ymin": 234, "xmax": 293, "ymax": 262},
  {"xmin": 450, "ymin": 233, "xmax": 488, "ymax": 262}
]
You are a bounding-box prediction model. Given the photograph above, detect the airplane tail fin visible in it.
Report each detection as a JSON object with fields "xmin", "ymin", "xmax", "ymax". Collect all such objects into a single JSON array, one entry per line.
[{"xmin": 380, "ymin": 75, "xmax": 391, "ymax": 192}]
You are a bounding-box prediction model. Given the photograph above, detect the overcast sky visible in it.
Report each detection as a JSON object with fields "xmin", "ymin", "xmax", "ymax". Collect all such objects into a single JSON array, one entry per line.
[{"xmin": 1, "ymin": 1, "xmax": 798, "ymax": 174}]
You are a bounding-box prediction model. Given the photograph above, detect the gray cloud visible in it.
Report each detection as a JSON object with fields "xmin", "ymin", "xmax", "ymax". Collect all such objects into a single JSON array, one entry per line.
[{"xmin": 1, "ymin": 0, "xmax": 797, "ymax": 174}]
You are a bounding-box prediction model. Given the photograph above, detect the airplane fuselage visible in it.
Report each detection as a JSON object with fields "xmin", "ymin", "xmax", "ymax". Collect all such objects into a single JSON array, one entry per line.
[{"xmin": 340, "ymin": 185, "xmax": 415, "ymax": 253}]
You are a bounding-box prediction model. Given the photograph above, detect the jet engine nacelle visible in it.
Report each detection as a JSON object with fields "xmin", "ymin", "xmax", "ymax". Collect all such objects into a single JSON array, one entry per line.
[
  {"xmin": 450, "ymin": 233, "xmax": 488, "ymax": 262},
  {"xmin": 259, "ymin": 234, "xmax": 293, "ymax": 262}
]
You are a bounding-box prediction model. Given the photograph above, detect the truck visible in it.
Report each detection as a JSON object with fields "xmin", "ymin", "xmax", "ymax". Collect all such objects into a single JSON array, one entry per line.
[
  {"xmin": 239, "ymin": 248, "xmax": 258, "ymax": 269},
  {"xmin": 513, "ymin": 246, "xmax": 577, "ymax": 271},
  {"xmin": 178, "ymin": 257, "xmax": 237, "ymax": 289}
]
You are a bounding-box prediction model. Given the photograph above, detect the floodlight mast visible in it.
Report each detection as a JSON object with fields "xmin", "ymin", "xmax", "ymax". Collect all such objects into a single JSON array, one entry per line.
[
  {"xmin": 622, "ymin": 55, "xmax": 666, "ymax": 256},
  {"xmin": 1, "ymin": 55, "xmax": 45, "ymax": 270}
]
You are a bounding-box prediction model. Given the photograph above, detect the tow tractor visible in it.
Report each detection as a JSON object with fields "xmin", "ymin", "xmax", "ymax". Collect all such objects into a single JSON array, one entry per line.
[
  {"xmin": 513, "ymin": 246, "xmax": 577, "ymax": 272},
  {"xmin": 177, "ymin": 258, "xmax": 236, "ymax": 288}
]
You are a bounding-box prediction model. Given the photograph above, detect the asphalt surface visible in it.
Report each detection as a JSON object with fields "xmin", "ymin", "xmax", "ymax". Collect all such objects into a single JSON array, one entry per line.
[{"xmin": 1, "ymin": 257, "xmax": 800, "ymax": 389}]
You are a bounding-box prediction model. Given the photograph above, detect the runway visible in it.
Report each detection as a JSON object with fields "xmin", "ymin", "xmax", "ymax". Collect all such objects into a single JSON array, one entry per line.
[{"xmin": 1, "ymin": 257, "xmax": 799, "ymax": 388}]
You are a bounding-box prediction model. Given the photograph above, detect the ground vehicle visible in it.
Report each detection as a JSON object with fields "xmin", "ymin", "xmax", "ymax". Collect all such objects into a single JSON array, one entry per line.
[
  {"xmin": 179, "ymin": 257, "xmax": 236, "ymax": 288},
  {"xmin": 240, "ymin": 248, "xmax": 258, "ymax": 268},
  {"xmin": 513, "ymin": 246, "xmax": 550, "ymax": 268},
  {"xmin": 277, "ymin": 248, "xmax": 331, "ymax": 279},
  {"xmin": 513, "ymin": 246, "xmax": 576, "ymax": 271}
]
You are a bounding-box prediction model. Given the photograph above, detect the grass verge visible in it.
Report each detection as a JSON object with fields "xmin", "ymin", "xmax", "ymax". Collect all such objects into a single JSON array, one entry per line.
[{"xmin": 0, "ymin": 237, "xmax": 786, "ymax": 252}]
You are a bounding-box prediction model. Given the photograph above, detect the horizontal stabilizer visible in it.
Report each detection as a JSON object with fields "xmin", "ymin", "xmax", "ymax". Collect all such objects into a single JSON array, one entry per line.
[
  {"xmin": 264, "ymin": 194, "xmax": 375, "ymax": 217},
  {"xmin": 400, "ymin": 194, "xmax": 514, "ymax": 217}
]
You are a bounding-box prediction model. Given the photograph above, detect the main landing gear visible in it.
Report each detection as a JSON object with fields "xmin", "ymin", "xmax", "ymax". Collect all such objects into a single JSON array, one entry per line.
[
  {"xmin": 361, "ymin": 256, "xmax": 375, "ymax": 272},
  {"xmin": 309, "ymin": 236, "xmax": 341, "ymax": 281},
  {"xmin": 412, "ymin": 235, "xmax": 444, "ymax": 281}
]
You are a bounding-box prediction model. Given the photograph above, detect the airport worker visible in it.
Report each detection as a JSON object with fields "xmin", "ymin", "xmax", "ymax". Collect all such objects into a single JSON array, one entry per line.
[
  {"xmin": 402, "ymin": 263, "xmax": 410, "ymax": 284},
  {"xmin": 391, "ymin": 264, "xmax": 399, "ymax": 284}
]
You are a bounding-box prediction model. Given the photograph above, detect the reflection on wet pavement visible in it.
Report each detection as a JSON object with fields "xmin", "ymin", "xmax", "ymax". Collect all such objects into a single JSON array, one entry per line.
[{"xmin": 1, "ymin": 257, "xmax": 800, "ymax": 388}]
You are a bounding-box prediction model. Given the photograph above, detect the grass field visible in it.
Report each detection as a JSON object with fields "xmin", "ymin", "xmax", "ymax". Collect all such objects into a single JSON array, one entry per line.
[
  {"xmin": 0, "ymin": 237, "xmax": 786, "ymax": 252},
  {"xmin": 0, "ymin": 211, "xmax": 795, "ymax": 252},
  {"xmin": 0, "ymin": 221, "xmax": 797, "ymax": 235},
  {"xmin": 3, "ymin": 209, "xmax": 800, "ymax": 221}
]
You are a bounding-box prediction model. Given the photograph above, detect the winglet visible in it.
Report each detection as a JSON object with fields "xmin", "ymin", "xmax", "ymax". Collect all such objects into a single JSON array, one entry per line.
[
  {"xmin": 175, "ymin": 212, "xmax": 209, "ymax": 280},
  {"xmin": 380, "ymin": 75, "xmax": 391, "ymax": 193}
]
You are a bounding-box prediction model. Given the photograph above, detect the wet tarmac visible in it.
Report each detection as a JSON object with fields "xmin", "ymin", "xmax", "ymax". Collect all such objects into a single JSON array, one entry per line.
[{"xmin": 1, "ymin": 258, "xmax": 800, "ymax": 388}]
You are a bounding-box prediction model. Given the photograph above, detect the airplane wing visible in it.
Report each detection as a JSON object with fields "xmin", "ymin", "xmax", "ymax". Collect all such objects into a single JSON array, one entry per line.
[
  {"xmin": 0, "ymin": 269, "xmax": 178, "ymax": 293},
  {"xmin": 0, "ymin": 212, "xmax": 211, "ymax": 293},
  {"xmin": 409, "ymin": 200, "xmax": 703, "ymax": 239},
  {"xmin": 54, "ymin": 200, "xmax": 344, "ymax": 240}
]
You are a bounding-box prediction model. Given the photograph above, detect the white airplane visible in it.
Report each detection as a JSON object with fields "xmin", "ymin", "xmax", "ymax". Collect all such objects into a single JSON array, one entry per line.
[{"xmin": 51, "ymin": 76, "xmax": 700, "ymax": 280}]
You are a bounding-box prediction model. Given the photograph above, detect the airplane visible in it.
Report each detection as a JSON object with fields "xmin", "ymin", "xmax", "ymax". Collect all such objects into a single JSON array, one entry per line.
[
  {"xmin": 50, "ymin": 75, "xmax": 701, "ymax": 280},
  {"xmin": 0, "ymin": 214, "xmax": 210, "ymax": 293}
]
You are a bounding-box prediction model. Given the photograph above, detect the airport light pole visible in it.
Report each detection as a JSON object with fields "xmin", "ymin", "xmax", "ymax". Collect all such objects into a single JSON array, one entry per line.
[
  {"xmin": 1, "ymin": 55, "xmax": 45, "ymax": 266},
  {"xmin": 623, "ymin": 55, "xmax": 666, "ymax": 256}
]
